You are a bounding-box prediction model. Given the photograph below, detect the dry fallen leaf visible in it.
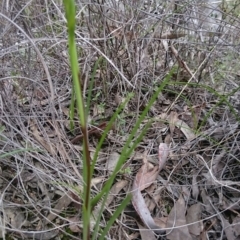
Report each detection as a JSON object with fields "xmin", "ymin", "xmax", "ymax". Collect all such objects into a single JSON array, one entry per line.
[
  {"xmin": 4, "ymin": 207, "xmax": 25, "ymax": 229},
  {"xmin": 92, "ymin": 180, "xmax": 129, "ymax": 227},
  {"xmin": 137, "ymin": 223, "xmax": 158, "ymax": 240},
  {"xmin": 200, "ymin": 189, "xmax": 220, "ymax": 232},
  {"xmin": 212, "ymin": 150, "xmax": 226, "ymax": 178},
  {"xmin": 135, "ymin": 159, "xmax": 159, "ymax": 192},
  {"xmin": 30, "ymin": 119, "xmax": 56, "ymax": 155},
  {"xmin": 106, "ymin": 152, "xmax": 120, "ymax": 173},
  {"xmin": 166, "ymin": 112, "xmax": 195, "ymax": 141},
  {"xmin": 68, "ymin": 216, "xmax": 81, "ymax": 233},
  {"xmin": 232, "ymin": 216, "xmax": 240, "ymax": 237},
  {"xmin": 105, "ymin": 180, "xmax": 128, "ymax": 207},
  {"xmin": 132, "ymin": 143, "xmax": 169, "ymax": 233},
  {"xmin": 127, "ymin": 232, "xmax": 140, "ymax": 240},
  {"xmin": 23, "ymin": 230, "xmax": 59, "ymax": 240},
  {"xmin": 91, "ymin": 176, "xmax": 105, "ymax": 186},
  {"xmin": 154, "ymin": 217, "xmax": 168, "ymax": 229},
  {"xmin": 157, "ymin": 32, "xmax": 186, "ymax": 39},
  {"xmin": 175, "ymin": 119, "xmax": 195, "ymax": 141},
  {"xmin": 166, "ymin": 194, "xmax": 192, "ymax": 240},
  {"xmin": 169, "ymin": 111, "xmax": 179, "ymax": 136},
  {"xmin": 47, "ymin": 191, "xmax": 75, "ymax": 222},
  {"xmin": 186, "ymin": 203, "xmax": 203, "ymax": 236},
  {"xmin": 192, "ymin": 174, "xmax": 199, "ymax": 200},
  {"xmin": 218, "ymin": 214, "xmax": 240, "ymax": 240}
]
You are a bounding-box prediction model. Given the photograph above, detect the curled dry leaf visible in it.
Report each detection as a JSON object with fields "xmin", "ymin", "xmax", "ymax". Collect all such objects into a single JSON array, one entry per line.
[
  {"xmin": 132, "ymin": 143, "xmax": 169, "ymax": 233},
  {"xmin": 135, "ymin": 160, "xmax": 159, "ymax": 192},
  {"xmin": 158, "ymin": 143, "xmax": 170, "ymax": 170}
]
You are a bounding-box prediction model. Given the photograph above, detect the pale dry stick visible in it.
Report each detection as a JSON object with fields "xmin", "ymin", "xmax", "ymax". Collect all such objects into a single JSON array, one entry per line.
[
  {"xmin": 0, "ymin": 13, "xmax": 55, "ymax": 102},
  {"xmin": 197, "ymin": 154, "xmax": 240, "ymax": 188},
  {"xmin": 131, "ymin": 143, "xmax": 169, "ymax": 234}
]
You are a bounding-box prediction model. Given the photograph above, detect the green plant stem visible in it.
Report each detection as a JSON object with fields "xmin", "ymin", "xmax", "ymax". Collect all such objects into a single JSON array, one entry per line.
[
  {"xmin": 63, "ymin": 1, "xmax": 91, "ymax": 239},
  {"xmin": 69, "ymin": 90, "xmax": 75, "ymax": 132}
]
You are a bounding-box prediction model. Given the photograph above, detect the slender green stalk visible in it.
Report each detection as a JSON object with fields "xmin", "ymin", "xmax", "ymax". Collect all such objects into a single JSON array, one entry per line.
[
  {"xmin": 69, "ymin": 90, "xmax": 75, "ymax": 132},
  {"xmin": 63, "ymin": 1, "xmax": 91, "ymax": 239}
]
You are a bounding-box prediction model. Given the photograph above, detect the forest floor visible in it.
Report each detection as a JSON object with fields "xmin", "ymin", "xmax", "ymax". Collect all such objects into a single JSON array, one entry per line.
[{"xmin": 1, "ymin": 1, "xmax": 240, "ymax": 239}]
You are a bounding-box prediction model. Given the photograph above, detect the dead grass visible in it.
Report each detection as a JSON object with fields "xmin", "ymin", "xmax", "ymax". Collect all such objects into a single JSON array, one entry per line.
[{"xmin": 1, "ymin": 0, "xmax": 240, "ymax": 239}]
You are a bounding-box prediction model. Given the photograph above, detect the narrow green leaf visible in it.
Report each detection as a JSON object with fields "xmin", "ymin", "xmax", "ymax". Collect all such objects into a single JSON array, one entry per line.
[
  {"xmin": 99, "ymin": 194, "xmax": 132, "ymax": 240},
  {"xmin": 92, "ymin": 120, "xmax": 151, "ymax": 240},
  {"xmin": 91, "ymin": 93, "xmax": 134, "ymax": 175},
  {"xmin": 0, "ymin": 148, "xmax": 40, "ymax": 158},
  {"xmin": 91, "ymin": 72, "xmax": 172, "ymax": 208}
]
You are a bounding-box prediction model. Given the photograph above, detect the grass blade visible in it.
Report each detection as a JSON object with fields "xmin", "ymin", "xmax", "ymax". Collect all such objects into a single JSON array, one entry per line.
[{"xmin": 99, "ymin": 194, "xmax": 132, "ymax": 240}]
